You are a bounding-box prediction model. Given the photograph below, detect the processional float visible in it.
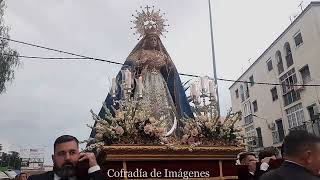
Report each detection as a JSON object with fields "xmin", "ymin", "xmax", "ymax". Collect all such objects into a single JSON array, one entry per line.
[{"xmin": 85, "ymin": 6, "xmax": 244, "ymax": 180}]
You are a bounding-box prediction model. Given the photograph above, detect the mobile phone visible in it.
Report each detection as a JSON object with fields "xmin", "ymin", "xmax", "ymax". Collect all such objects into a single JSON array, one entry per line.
[
  {"xmin": 76, "ymin": 159, "xmax": 90, "ymax": 179},
  {"xmin": 269, "ymin": 158, "xmax": 284, "ymax": 169}
]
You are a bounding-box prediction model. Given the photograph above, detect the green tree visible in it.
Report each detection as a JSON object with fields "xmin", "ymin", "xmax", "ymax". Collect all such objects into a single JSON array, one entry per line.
[
  {"xmin": 0, "ymin": 151, "xmax": 21, "ymax": 170},
  {"xmin": 0, "ymin": 0, "xmax": 19, "ymax": 94}
]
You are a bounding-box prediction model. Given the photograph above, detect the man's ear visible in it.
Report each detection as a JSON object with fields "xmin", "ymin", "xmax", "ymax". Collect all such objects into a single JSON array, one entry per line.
[
  {"xmin": 304, "ymin": 150, "xmax": 313, "ymax": 164},
  {"xmin": 52, "ymin": 154, "xmax": 55, "ymax": 163}
]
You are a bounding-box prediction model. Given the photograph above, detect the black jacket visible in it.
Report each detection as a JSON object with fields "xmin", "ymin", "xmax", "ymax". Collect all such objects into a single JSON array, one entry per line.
[
  {"xmin": 27, "ymin": 170, "xmax": 105, "ymax": 180},
  {"xmin": 260, "ymin": 161, "xmax": 320, "ymax": 180}
]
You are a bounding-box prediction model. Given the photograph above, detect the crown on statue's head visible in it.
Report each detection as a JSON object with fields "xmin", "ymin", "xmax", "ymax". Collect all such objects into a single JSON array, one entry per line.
[{"xmin": 131, "ymin": 5, "xmax": 169, "ymax": 39}]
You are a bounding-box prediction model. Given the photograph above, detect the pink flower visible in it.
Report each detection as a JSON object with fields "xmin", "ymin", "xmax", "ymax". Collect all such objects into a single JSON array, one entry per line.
[
  {"xmin": 144, "ymin": 124, "xmax": 153, "ymax": 134},
  {"xmin": 158, "ymin": 128, "xmax": 166, "ymax": 136},
  {"xmin": 161, "ymin": 137, "xmax": 169, "ymax": 144},
  {"xmin": 191, "ymin": 129, "xmax": 199, "ymax": 137},
  {"xmin": 95, "ymin": 133, "xmax": 103, "ymax": 140},
  {"xmin": 149, "ymin": 117, "xmax": 156, "ymax": 124},
  {"xmin": 181, "ymin": 134, "xmax": 189, "ymax": 144},
  {"xmin": 115, "ymin": 126, "xmax": 124, "ymax": 135},
  {"xmin": 187, "ymin": 137, "xmax": 195, "ymax": 145},
  {"xmin": 205, "ymin": 122, "xmax": 214, "ymax": 129}
]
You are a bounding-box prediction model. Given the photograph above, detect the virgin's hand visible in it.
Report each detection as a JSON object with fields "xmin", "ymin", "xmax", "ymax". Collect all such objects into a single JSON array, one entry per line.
[
  {"xmin": 137, "ymin": 58, "xmax": 148, "ymax": 66},
  {"xmin": 79, "ymin": 152, "xmax": 98, "ymax": 168}
]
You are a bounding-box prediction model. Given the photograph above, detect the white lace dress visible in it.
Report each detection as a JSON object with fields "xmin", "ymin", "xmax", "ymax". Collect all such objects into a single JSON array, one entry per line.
[{"xmin": 132, "ymin": 49, "xmax": 177, "ymax": 133}]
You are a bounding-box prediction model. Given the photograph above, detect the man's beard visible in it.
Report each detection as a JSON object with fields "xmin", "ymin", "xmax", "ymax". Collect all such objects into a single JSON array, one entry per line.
[{"xmin": 53, "ymin": 162, "xmax": 77, "ymax": 178}]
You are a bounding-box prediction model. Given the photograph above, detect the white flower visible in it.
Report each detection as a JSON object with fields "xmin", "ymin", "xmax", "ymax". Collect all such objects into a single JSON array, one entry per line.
[
  {"xmin": 135, "ymin": 111, "xmax": 144, "ymax": 121},
  {"xmin": 161, "ymin": 137, "xmax": 169, "ymax": 144},
  {"xmin": 191, "ymin": 129, "xmax": 199, "ymax": 137},
  {"xmin": 235, "ymin": 126, "xmax": 243, "ymax": 132},
  {"xmin": 184, "ymin": 124, "xmax": 191, "ymax": 132},
  {"xmin": 182, "ymin": 134, "xmax": 189, "ymax": 144},
  {"xmin": 149, "ymin": 117, "xmax": 157, "ymax": 124},
  {"xmin": 116, "ymin": 111, "xmax": 125, "ymax": 120},
  {"xmin": 198, "ymin": 115, "xmax": 207, "ymax": 122},
  {"xmin": 96, "ymin": 124, "xmax": 103, "ymax": 130},
  {"xmin": 95, "ymin": 133, "xmax": 103, "ymax": 141},
  {"xmin": 205, "ymin": 122, "xmax": 214, "ymax": 129}
]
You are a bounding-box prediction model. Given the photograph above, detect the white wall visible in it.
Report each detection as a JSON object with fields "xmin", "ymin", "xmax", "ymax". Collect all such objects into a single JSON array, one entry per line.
[{"xmin": 229, "ymin": 4, "xmax": 320, "ymax": 150}]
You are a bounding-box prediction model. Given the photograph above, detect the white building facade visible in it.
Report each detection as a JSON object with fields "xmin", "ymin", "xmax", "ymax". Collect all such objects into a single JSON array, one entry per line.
[{"xmin": 229, "ymin": 2, "xmax": 320, "ymax": 151}]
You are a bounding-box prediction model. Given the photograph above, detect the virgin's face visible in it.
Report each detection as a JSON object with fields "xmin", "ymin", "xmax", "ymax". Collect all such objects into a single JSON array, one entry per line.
[{"xmin": 147, "ymin": 36, "xmax": 158, "ymax": 49}]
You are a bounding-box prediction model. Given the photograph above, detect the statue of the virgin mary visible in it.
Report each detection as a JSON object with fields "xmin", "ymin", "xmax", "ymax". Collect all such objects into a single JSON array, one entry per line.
[{"xmin": 90, "ymin": 6, "xmax": 193, "ymax": 138}]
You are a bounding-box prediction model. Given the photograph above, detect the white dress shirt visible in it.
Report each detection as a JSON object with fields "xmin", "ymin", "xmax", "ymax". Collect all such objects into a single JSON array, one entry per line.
[
  {"xmin": 260, "ymin": 162, "xmax": 270, "ymax": 171},
  {"xmin": 249, "ymin": 162, "xmax": 270, "ymax": 175}
]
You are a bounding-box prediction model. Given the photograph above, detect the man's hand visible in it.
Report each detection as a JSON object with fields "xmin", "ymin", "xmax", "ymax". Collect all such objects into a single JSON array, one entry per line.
[
  {"xmin": 261, "ymin": 157, "xmax": 272, "ymax": 164},
  {"xmin": 248, "ymin": 161, "xmax": 257, "ymax": 173},
  {"xmin": 261, "ymin": 156, "xmax": 277, "ymax": 164},
  {"xmin": 78, "ymin": 152, "xmax": 98, "ymax": 168}
]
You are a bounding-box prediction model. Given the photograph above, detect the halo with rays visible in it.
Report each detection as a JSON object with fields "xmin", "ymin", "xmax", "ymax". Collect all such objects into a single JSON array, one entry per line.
[{"xmin": 130, "ymin": 5, "xmax": 169, "ymax": 40}]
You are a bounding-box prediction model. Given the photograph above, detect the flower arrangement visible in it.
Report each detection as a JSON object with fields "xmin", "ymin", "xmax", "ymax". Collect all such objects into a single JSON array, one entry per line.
[
  {"xmin": 86, "ymin": 102, "xmax": 243, "ymax": 151},
  {"xmin": 180, "ymin": 108, "xmax": 243, "ymax": 147},
  {"xmin": 88, "ymin": 101, "xmax": 169, "ymax": 148},
  {"xmin": 85, "ymin": 76, "xmax": 244, "ymax": 151}
]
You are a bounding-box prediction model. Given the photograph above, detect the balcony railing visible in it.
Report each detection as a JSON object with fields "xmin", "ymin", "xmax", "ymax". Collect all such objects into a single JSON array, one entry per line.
[
  {"xmin": 289, "ymin": 123, "xmax": 307, "ymax": 132},
  {"xmin": 244, "ymin": 115, "xmax": 253, "ymax": 125}
]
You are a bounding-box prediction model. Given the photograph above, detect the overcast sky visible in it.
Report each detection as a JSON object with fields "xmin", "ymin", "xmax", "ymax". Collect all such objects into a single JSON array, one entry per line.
[{"xmin": 0, "ymin": 0, "xmax": 313, "ymax": 165}]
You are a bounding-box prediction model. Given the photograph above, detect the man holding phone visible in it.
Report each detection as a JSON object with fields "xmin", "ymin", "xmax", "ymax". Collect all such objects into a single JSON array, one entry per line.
[
  {"xmin": 237, "ymin": 151, "xmax": 278, "ymax": 180},
  {"xmin": 260, "ymin": 130, "xmax": 320, "ymax": 180},
  {"xmin": 28, "ymin": 135, "xmax": 105, "ymax": 180}
]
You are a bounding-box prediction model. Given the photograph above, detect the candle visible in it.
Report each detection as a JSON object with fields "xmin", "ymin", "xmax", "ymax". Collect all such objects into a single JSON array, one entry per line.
[
  {"xmin": 137, "ymin": 76, "xmax": 143, "ymax": 97},
  {"xmin": 111, "ymin": 77, "xmax": 117, "ymax": 97},
  {"xmin": 190, "ymin": 83, "xmax": 195, "ymax": 97},
  {"xmin": 209, "ymin": 80, "xmax": 216, "ymax": 98},
  {"xmin": 124, "ymin": 69, "xmax": 132, "ymax": 90},
  {"xmin": 200, "ymin": 76, "xmax": 208, "ymax": 93},
  {"xmin": 121, "ymin": 69, "xmax": 126, "ymax": 82},
  {"xmin": 190, "ymin": 82, "xmax": 200, "ymax": 102},
  {"xmin": 195, "ymin": 83, "xmax": 200, "ymax": 99},
  {"xmin": 125, "ymin": 69, "xmax": 132, "ymax": 89}
]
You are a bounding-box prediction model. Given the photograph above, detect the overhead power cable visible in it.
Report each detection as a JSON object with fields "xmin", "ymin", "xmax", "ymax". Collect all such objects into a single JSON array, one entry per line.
[
  {"xmin": 10, "ymin": 54, "xmax": 320, "ymax": 87},
  {"xmin": 2, "ymin": 37, "xmax": 320, "ymax": 87},
  {"xmin": 0, "ymin": 37, "xmax": 123, "ymax": 65},
  {"xmin": 17, "ymin": 55, "xmax": 89, "ymax": 60}
]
